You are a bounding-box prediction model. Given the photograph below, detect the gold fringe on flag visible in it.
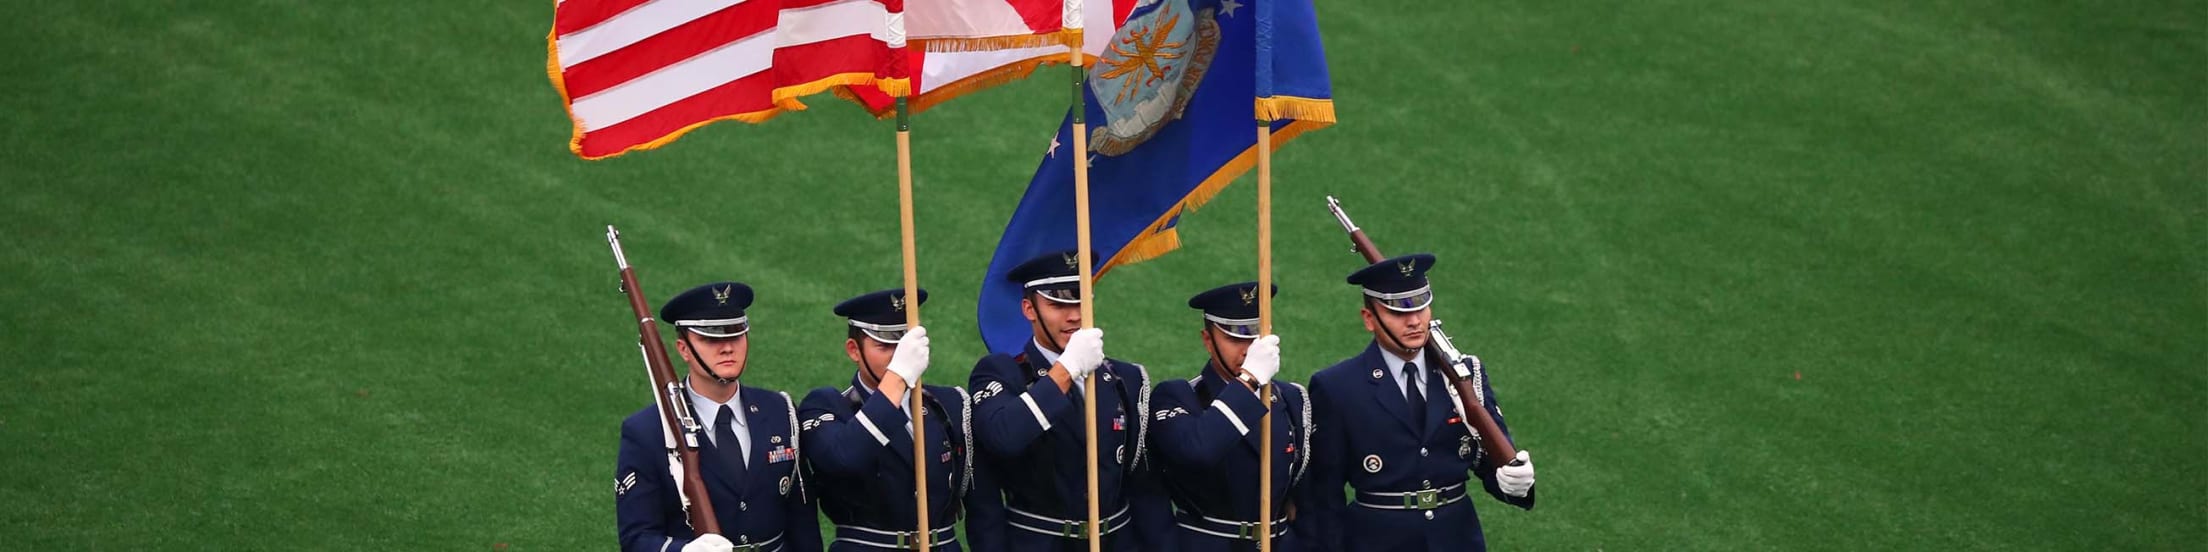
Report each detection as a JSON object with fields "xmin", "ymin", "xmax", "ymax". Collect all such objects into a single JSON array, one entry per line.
[
  {"xmin": 912, "ymin": 29, "xmax": 1084, "ymax": 53},
  {"xmin": 1255, "ymin": 96, "xmax": 1338, "ymax": 125}
]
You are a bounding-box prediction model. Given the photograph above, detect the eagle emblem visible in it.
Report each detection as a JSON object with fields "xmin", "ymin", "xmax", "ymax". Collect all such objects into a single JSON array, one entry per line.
[
  {"xmin": 1088, "ymin": 0, "xmax": 1221, "ymax": 156},
  {"xmin": 1240, "ymin": 286, "xmax": 1257, "ymax": 306},
  {"xmin": 1062, "ymin": 252, "xmax": 1079, "ymax": 269},
  {"xmin": 712, "ymin": 285, "xmax": 733, "ymax": 305},
  {"xmin": 890, "ymin": 294, "xmax": 905, "ymax": 312},
  {"xmin": 1397, "ymin": 259, "xmax": 1416, "ymax": 277}
]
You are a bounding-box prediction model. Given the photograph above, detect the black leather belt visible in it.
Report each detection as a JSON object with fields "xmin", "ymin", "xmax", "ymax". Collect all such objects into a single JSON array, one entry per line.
[
  {"xmin": 1171, "ymin": 509, "xmax": 1290, "ymax": 541},
  {"xmin": 832, "ymin": 523, "xmax": 958, "ymax": 550},
  {"xmin": 1353, "ymin": 482, "xmax": 1468, "ymax": 510},
  {"xmin": 1005, "ymin": 504, "xmax": 1132, "ymax": 539}
]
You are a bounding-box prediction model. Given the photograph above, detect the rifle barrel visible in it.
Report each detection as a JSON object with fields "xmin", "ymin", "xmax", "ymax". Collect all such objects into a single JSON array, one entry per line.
[{"xmin": 607, "ymin": 225, "xmax": 721, "ymax": 534}]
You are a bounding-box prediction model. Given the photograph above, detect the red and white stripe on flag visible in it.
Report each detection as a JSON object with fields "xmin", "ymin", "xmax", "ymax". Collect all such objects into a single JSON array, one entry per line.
[
  {"xmin": 548, "ymin": 0, "xmax": 910, "ymax": 159},
  {"xmin": 907, "ymin": 0, "xmax": 1078, "ymax": 51},
  {"xmin": 848, "ymin": 0, "xmax": 1135, "ymax": 116}
]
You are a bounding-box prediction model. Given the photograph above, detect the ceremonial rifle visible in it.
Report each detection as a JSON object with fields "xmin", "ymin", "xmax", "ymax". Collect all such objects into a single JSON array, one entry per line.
[
  {"xmin": 1322, "ymin": 198, "xmax": 1524, "ymax": 470},
  {"xmin": 606, "ymin": 226, "xmax": 721, "ymax": 534}
]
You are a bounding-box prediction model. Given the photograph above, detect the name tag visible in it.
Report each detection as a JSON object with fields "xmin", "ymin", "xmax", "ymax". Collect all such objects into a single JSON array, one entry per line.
[{"xmin": 767, "ymin": 446, "xmax": 796, "ymax": 464}]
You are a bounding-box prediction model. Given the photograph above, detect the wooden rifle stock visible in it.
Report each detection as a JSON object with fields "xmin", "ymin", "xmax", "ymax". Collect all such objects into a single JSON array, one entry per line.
[
  {"xmin": 607, "ymin": 226, "xmax": 721, "ymax": 535},
  {"xmin": 1322, "ymin": 198, "xmax": 1521, "ymax": 469}
]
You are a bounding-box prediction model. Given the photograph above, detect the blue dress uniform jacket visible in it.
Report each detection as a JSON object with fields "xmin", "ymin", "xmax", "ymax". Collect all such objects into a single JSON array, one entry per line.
[
  {"xmin": 616, "ymin": 386, "xmax": 823, "ymax": 552},
  {"xmin": 967, "ymin": 341, "xmax": 1173, "ymax": 552},
  {"xmin": 1301, "ymin": 343, "xmax": 1534, "ymax": 552},
  {"xmin": 798, "ymin": 379, "xmax": 1008, "ymax": 552},
  {"xmin": 1149, "ymin": 364, "xmax": 1314, "ymax": 552}
]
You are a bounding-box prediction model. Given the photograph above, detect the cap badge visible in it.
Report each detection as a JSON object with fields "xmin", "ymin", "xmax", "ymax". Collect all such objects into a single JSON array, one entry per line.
[
  {"xmin": 1397, "ymin": 259, "xmax": 1416, "ymax": 277},
  {"xmin": 1240, "ymin": 287, "xmax": 1257, "ymax": 306},
  {"xmin": 890, "ymin": 295, "xmax": 905, "ymax": 312},
  {"xmin": 713, "ymin": 285, "xmax": 733, "ymax": 305},
  {"xmin": 1062, "ymin": 252, "xmax": 1079, "ymax": 269}
]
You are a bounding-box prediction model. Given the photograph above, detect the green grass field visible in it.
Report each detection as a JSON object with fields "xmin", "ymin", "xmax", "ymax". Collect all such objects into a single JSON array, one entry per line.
[{"xmin": 4, "ymin": 0, "xmax": 2202, "ymax": 549}]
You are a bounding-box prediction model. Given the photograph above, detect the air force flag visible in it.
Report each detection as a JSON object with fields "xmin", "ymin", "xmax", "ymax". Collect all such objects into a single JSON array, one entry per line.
[{"xmin": 978, "ymin": 0, "xmax": 1334, "ymax": 354}]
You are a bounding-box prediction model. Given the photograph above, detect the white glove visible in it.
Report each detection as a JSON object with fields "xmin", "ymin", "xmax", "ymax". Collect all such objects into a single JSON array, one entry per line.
[
  {"xmin": 682, "ymin": 533, "xmax": 734, "ymax": 552},
  {"xmin": 1240, "ymin": 335, "xmax": 1281, "ymax": 386},
  {"xmin": 1496, "ymin": 450, "xmax": 1535, "ymax": 497},
  {"xmin": 1058, "ymin": 328, "xmax": 1106, "ymax": 381},
  {"xmin": 886, "ymin": 326, "xmax": 929, "ymax": 388}
]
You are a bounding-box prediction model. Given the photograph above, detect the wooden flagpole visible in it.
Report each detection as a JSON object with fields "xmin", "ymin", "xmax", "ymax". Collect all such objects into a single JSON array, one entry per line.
[
  {"xmin": 1255, "ymin": 122, "xmax": 1276, "ymax": 552},
  {"xmin": 895, "ymin": 97, "xmax": 932, "ymax": 551},
  {"xmin": 1067, "ymin": 3, "xmax": 1103, "ymax": 548}
]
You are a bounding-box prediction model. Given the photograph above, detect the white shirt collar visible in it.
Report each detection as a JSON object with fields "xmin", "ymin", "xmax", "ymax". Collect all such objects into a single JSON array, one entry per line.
[
  {"xmin": 1381, "ymin": 349, "xmax": 1426, "ymax": 399},
  {"xmin": 689, "ymin": 385, "xmax": 748, "ymax": 436},
  {"xmin": 1034, "ymin": 338, "xmax": 1062, "ymax": 367}
]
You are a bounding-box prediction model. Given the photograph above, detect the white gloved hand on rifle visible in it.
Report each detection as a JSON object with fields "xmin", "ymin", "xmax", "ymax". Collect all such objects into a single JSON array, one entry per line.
[
  {"xmin": 886, "ymin": 326, "xmax": 929, "ymax": 388},
  {"xmin": 1496, "ymin": 450, "xmax": 1536, "ymax": 497},
  {"xmin": 1057, "ymin": 328, "xmax": 1106, "ymax": 381},
  {"xmin": 1240, "ymin": 334, "xmax": 1281, "ymax": 386},
  {"xmin": 682, "ymin": 533, "xmax": 734, "ymax": 552}
]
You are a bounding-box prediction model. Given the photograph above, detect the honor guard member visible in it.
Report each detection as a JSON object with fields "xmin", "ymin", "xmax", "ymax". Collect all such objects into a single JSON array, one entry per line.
[
  {"xmin": 798, "ymin": 289, "xmax": 1008, "ymax": 552},
  {"xmin": 617, "ymin": 282, "xmax": 823, "ymax": 552},
  {"xmin": 967, "ymin": 250, "xmax": 1172, "ymax": 552},
  {"xmin": 1148, "ymin": 283, "xmax": 1314, "ymax": 551},
  {"xmin": 1302, "ymin": 255, "xmax": 1537, "ymax": 551}
]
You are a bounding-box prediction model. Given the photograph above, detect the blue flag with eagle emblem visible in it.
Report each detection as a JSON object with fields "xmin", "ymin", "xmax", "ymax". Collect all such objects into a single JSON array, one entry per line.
[{"xmin": 977, "ymin": 0, "xmax": 1333, "ymax": 354}]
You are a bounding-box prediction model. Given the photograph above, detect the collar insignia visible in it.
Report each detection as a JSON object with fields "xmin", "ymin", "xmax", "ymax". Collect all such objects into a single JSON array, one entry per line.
[{"xmin": 713, "ymin": 285, "xmax": 733, "ymax": 305}]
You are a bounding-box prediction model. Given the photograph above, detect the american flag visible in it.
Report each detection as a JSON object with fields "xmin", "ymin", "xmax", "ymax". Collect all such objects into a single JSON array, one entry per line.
[
  {"xmin": 548, "ymin": 0, "xmax": 910, "ymax": 159},
  {"xmin": 849, "ymin": 0, "xmax": 1135, "ymax": 116}
]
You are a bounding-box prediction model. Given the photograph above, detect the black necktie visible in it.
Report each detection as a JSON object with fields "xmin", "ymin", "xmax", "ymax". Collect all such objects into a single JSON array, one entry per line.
[
  {"xmin": 716, "ymin": 405, "xmax": 747, "ymax": 481},
  {"xmin": 1403, "ymin": 363, "xmax": 1427, "ymax": 428}
]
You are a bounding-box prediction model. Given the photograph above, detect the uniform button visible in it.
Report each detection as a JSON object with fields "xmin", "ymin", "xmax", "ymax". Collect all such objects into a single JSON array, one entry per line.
[
  {"xmin": 1419, "ymin": 447, "xmax": 1429, "ymax": 457},
  {"xmin": 739, "ymin": 501, "xmax": 749, "ymax": 512},
  {"xmin": 1421, "ymin": 480, "xmax": 1431, "ymax": 489},
  {"xmin": 1423, "ymin": 511, "xmax": 1435, "ymax": 520},
  {"xmin": 739, "ymin": 535, "xmax": 751, "ymax": 544}
]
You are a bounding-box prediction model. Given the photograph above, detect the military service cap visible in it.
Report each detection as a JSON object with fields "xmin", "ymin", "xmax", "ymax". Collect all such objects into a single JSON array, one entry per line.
[
  {"xmin": 1347, "ymin": 253, "xmax": 1437, "ymax": 312},
  {"xmin": 832, "ymin": 288, "xmax": 928, "ymax": 343},
  {"xmin": 660, "ymin": 282, "xmax": 753, "ymax": 338},
  {"xmin": 1187, "ymin": 282, "xmax": 1278, "ymax": 339},
  {"xmin": 1007, "ymin": 249, "xmax": 1087, "ymax": 304}
]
